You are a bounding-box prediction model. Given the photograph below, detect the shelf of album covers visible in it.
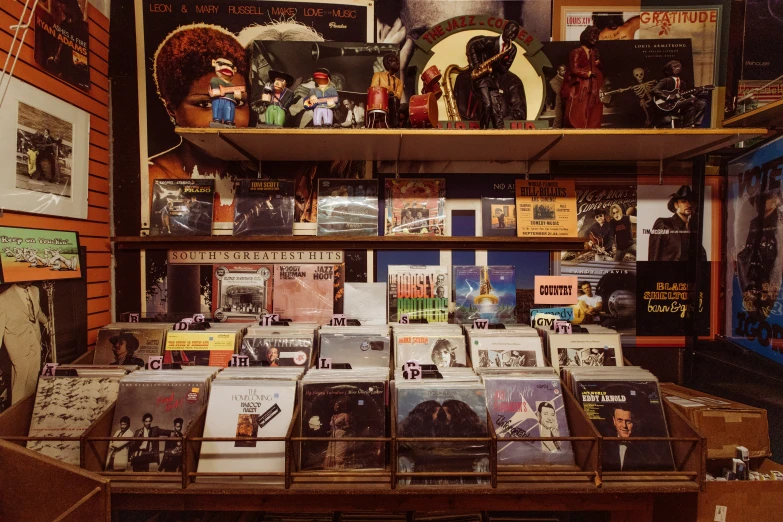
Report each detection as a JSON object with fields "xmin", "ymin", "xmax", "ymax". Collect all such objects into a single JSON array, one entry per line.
[
  {"xmin": 175, "ymin": 126, "xmax": 767, "ymax": 163},
  {"xmin": 111, "ymin": 235, "xmax": 586, "ymax": 252},
  {"xmin": 0, "ymin": 384, "xmax": 705, "ymax": 495}
]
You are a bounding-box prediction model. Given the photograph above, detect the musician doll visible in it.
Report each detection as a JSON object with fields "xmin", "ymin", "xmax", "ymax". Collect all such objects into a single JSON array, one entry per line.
[
  {"xmin": 305, "ymin": 68, "xmax": 339, "ymax": 128},
  {"xmin": 467, "ymin": 21, "xmax": 519, "ymax": 129},
  {"xmin": 263, "ymin": 70, "xmax": 296, "ymax": 127},
  {"xmin": 371, "ymin": 54, "xmax": 403, "ymax": 127},
  {"xmin": 561, "ymin": 26, "xmax": 603, "ymax": 129},
  {"xmin": 209, "ymin": 57, "xmax": 244, "ymax": 127},
  {"xmin": 652, "ymin": 60, "xmax": 708, "ymax": 128}
]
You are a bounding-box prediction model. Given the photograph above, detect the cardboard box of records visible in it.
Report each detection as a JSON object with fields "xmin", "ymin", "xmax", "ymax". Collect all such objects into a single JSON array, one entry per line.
[
  {"xmin": 698, "ymin": 459, "xmax": 783, "ymax": 522},
  {"xmin": 659, "ymin": 383, "xmax": 771, "ymax": 459}
]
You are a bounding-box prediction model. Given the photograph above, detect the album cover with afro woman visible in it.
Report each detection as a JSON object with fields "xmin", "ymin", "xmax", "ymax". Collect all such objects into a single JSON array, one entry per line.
[{"xmin": 396, "ymin": 382, "xmax": 489, "ymax": 485}]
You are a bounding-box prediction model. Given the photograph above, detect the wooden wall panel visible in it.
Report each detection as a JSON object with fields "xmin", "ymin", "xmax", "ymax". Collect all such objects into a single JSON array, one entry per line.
[{"xmin": 0, "ymin": 3, "xmax": 111, "ymax": 355}]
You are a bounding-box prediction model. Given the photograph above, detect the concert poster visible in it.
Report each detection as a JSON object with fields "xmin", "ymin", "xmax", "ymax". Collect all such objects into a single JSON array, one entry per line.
[
  {"xmin": 515, "ymin": 180, "xmax": 577, "ymax": 238},
  {"xmin": 726, "ymin": 134, "xmax": 783, "ymax": 365},
  {"xmin": 135, "ymin": 0, "xmax": 374, "ymax": 233},
  {"xmin": 560, "ymin": 183, "xmax": 636, "ymax": 263}
]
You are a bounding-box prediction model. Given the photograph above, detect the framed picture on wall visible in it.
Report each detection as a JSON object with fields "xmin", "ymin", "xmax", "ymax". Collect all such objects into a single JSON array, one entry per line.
[
  {"xmin": 0, "ymin": 226, "xmax": 82, "ymax": 283},
  {"xmin": 0, "ymin": 75, "xmax": 90, "ymax": 219}
]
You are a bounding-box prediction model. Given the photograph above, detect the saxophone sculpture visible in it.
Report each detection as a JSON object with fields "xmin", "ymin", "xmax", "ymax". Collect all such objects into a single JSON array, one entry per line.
[
  {"xmin": 471, "ymin": 47, "xmax": 512, "ymax": 81},
  {"xmin": 441, "ymin": 64, "xmax": 470, "ymax": 121}
]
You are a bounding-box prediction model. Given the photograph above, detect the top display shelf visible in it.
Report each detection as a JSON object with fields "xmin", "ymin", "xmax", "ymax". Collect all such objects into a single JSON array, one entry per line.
[
  {"xmin": 176, "ymin": 127, "xmax": 766, "ymax": 164},
  {"xmin": 723, "ymin": 99, "xmax": 783, "ymax": 129}
]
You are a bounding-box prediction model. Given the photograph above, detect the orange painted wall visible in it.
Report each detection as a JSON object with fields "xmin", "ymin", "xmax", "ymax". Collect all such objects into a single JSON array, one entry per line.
[{"xmin": 0, "ymin": 2, "xmax": 111, "ymax": 350}]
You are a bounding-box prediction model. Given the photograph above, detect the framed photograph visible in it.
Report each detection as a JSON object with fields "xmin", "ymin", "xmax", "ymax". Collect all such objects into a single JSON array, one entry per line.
[
  {"xmin": 0, "ymin": 75, "xmax": 89, "ymax": 219},
  {"xmin": 0, "ymin": 226, "xmax": 82, "ymax": 283}
]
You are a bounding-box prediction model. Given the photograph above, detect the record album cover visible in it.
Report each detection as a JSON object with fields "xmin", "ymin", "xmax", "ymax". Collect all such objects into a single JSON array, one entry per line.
[
  {"xmin": 151, "ymin": 179, "xmax": 214, "ymax": 236},
  {"xmin": 484, "ymin": 378, "xmax": 574, "ymax": 466},
  {"xmin": 385, "ymin": 179, "xmax": 445, "ymax": 236},
  {"xmin": 233, "ymin": 179, "xmax": 294, "ymax": 236},
  {"xmin": 472, "ymin": 336, "xmax": 542, "ymax": 369},
  {"xmin": 319, "ymin": 334, "xmax": 390, "ymax": 367},
  {"xmin": 212, "ymin": 264, "xmax": 274, "ymax": 322},
  {"xmin": 273, "ymin": 264, "xmax": 340, "ymax": 324},
  {"xmin": 93, "ymin": 327, "xmax": 165, "ymax": 366},
  {"xmin": 388, "ymin": 265, "xmax": 448, "ymax": 323},
  {"xmin": 454, "ymin": 266, "xmax": 516, "ymax": 325},
  {"xmin": 240, "ymin": 336, "xmax": 313, "ymax": 367},
  {"xmin": 299, "ymin": 381, "xmax": 386, "ymax": 471},
  {"xmin": 396, "ymin": 335, "xmax": 467, "ymax": 368},
  {"xmin": 163, "ymin": 331, "xmax": 237, "ymax": 367},
  {"xmin": 317, "ymin": 179, "xmax": 379, "ymax": 236},
  {"xmin": 482, "ymin": 197, "xmax": 517, "ymax": 237},
  {"xmin": 549, "ymin": 334, "xmax": 622, "ymax": 371}
]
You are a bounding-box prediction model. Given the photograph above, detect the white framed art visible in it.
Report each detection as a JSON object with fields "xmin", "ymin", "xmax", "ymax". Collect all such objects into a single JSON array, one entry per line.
[{"xmin": 0, "ymin": 74, "xmax": 90, "ymax": 219}]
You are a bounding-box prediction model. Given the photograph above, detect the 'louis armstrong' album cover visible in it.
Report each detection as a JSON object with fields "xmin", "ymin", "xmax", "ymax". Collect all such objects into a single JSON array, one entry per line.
[
  {"xmin": 385, "ymin": 179, "xmax": 445, "ymax": 236},
  {"xmin": 27, "ymin": 376, "xmax": 119, "ymax": 465},
  {"xmin": 454, "ymin": 265, "xmax": 517, "ymax": 325},
  {"xmin": 396, "ymin": 383, "xmax": 489, "ymax": 485},
  {"xmin": 240, "ymin": 335, "xmax": 313, "ymax": 367},
  {"xmin": 151, "ymin": 179, "xmax": 214, "ymax": 236},
  {"xmin": 212, "ymin": 264, "xmax": 274, "ymax": 323},
  {"xmin": 107, "ymin": 381, "xmax": 205, "ymax": 473},
  {"xmin": 233, "ymin": 179, "xmax": 295, "ymax": 236},
  {"xmin": 576, "ymin": 380, "xmax": 674, "ymax": 471},
  {"xmin": 317, "ymin": 179, "xmax": 379, "ymax": 236},
  {"xmin": 299, "ymin": 381, "xmax": 386, "ymax": 471},
  {"xmin": 484, "ymin": 377, "xmax": 574, "ymax": 466}
]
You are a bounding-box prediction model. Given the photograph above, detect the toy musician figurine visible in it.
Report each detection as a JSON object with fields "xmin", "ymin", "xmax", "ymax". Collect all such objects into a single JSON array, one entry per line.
[
  {"xmin": 209, "ymin": 57, "xmax": 244, "ymax": 127},
  {"xmin": 651, "ymin": 60, "xmax": 708, "ymax": 128},
  {"xmin": 467, "ymin": 21, "xmax": 519, "ymax": 129},
  {"xmin": 304, "ymin": 68, "xmax": 339, "ymax": 128},
  {"xmin": 263, "ymin": 70, "xmax": 296, "ymax": 127},
  {"xmin": 561, "ymin": 26, "xmax": 603, "ymax": 129},
  {"xmin": 370, "ymin": 54, "xmax": 403, "ymax": 128}
]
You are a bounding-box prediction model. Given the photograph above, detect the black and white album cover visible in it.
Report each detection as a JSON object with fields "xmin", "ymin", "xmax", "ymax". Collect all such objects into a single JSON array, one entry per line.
[
  {"xmin": 151, "ymin": 179, "xmax": 214, "ymax": 235},
  {"xmin": 299, "ymin": 381, "xmax": 386, "ymax": 471},
  {"xmin": 317, "ymin": 179, "xmax": 379, "ymax": 236}
]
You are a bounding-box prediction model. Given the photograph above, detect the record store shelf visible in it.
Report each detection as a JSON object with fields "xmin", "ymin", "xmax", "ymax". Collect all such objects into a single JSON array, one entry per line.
[
  {"xmin": 112, "ymin": 235, "xmax": 586, "ymax": 251},
  {"xmin": 723, "ymin": 98, "xmax": 783, "ymax": 128},
  {"xmin": 175, "ymin": 127, "xmax": 766, "ymax": 163}
]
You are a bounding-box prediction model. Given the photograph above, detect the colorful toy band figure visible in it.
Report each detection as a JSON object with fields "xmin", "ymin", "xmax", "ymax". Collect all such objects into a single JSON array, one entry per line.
[
  {"xmin": 304, "ymin": 68, "xmax": 338, "ymax": 128},
  {"xmin": 209, "ymin": 57, "xmax": 244, "ymax": 126},
  {"xmin": 371, "ymin": 54, "xmax": 403, "ymax": 127},
  {"xmin": 264, "ymin": 70, "xmax": 296, "ymax": 127}
]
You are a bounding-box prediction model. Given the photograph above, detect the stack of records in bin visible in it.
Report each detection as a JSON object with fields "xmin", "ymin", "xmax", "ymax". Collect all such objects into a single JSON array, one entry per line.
[
  {"xmin": 104, "ymin": 370, "xmax": 212, "ymax": 473},
  {"xmin": 298, "ymin": 368, "xmax": 389, "ymax": 472},
  {"xmin": 481, "ymin": 368, "xmax": 575, "ymax": 466},
  {"xmin": 240, "ymin": 324, "xmax": 316, "ymax": 368},
  {"xmin": 394, "ymin": 370, "xmax": 489, "ymax": 485},
  {"xmin": 55, "ymin": 365, "xmax": 137, "ymax": 377},
  {"xmin": 318, "ymin": 325, "xmax": 391, "ymax": 368},
  {"xmin": 197, "ymin": 369, "xmax": 299, "ymax": 483},
  {"xmin": 564, "ymin": 366, "xmax": 675, "ymax": 472},
  {"xmin": 547, "ymin": 329, "xmax": 623, "ymax": 372},
  {"xmin": 92, "ymin": 322, "xmax": 170, "ymax": 367},
  {"xmin": 393, "ymin": 324, "xmax": 467, "ymax": 368},
  {"xmin": 26, "ymin": 373, "xmax": 122, "ymax": 465},
  {"xmin": 466, "ymin": 326, "xmax": 544, "ymax": 370},
  {"xmin": 163, "ymin": 322, "xmax": 247, "ymax": 367}
]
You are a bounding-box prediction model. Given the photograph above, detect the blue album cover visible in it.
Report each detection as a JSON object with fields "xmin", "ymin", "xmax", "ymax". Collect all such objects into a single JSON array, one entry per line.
[
  {"xmin": 484, "ymin": 377, "xmax": 574, "ymax": 466},
  {"xmin": 453, "ymin": 265, "xmax": 517, "ymax": 325}
]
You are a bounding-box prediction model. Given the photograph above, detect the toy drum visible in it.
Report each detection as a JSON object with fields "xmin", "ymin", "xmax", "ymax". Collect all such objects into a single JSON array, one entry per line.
[
  {"xmin": 421, "ymin": 65, "xmax": 442, "ymax": 89},
  {"xmin": 366, "ymin": 86, "xmax": 390, "ymax": 128},
  {"xmin": 424, "ymin": 81, "xmax": 443, "ymax": 100},
  {"xmin": 408, "ymin": 93, "xmax": 438, "ymax": 128}
]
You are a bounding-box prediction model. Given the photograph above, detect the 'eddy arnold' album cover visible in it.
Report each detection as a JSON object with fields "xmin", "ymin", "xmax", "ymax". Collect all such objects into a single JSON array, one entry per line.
[{"xmin": 727, "ymin": 134, "xmax": 783, "ymax": 365}]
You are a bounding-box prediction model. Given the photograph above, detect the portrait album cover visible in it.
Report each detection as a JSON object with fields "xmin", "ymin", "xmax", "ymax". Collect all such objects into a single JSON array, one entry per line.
[
  {"xmin": 387, "ymin": 265, "xmax": 449, "ymax": 323},
  {"xmin": 240, "ymin": 334, "xmax": 313, "ymax": 367},
  {"xmin": 573, "ymin": 374, "xmax": 674, "ymax": 472},
  {"xmin": 396, "ymin": 382, "xmax": 489, "ymax": 485},
  {"xmin": 233, "ymin": 179, "xmax": 295, "ymax": 236},
  {"xmin": 299, "ymin": 380, "xmax": 386, "ymax": 471},
  {"xmin": 385, "ymin": 179, "xmax": 446, "ymax": 236},
  {"xmin": 92, "ymin": 324, "xmax": 167, "ymax": 366},
  {"xmin": 395, "ymin": 332, "xmax": 467, "ymax": 368},
  {"xmin": 484, "ymin": 376, "xmax": 575, "ymax": 466},
  {"xmin": 197, "ymin": 380, "xmax": 297, "ymax": 483},
  {"xmin": 481, "ymin": 197, "xmax": 517, "ymax": 237},
  {"xmin": 26, "ymin": 376, "xmax": 120, "ymax": 465},
  {"xmin": 453, "ymin": 265, "xmax": 517, "ymax": 325},
  {"xmin": 108, "ymin": 379, "xmax": 207, "ymax": 472},
  {"xmin": 150, "ymin": 179, "xmax": 214, "ymax": 236},
  {"xmin": 317, "ymin": 178, "xmax": 379, "ymax": 236},
  {"xmin": 318, "ymin": 327, "xmax": 390, "ymax": 367},
  {"xmin": 548, "ymin": 333, "xmax": 623, "ymax": 372},
  {"xmin": 212, "ymin": 264, "xmax": 274, "ymax": 323}
]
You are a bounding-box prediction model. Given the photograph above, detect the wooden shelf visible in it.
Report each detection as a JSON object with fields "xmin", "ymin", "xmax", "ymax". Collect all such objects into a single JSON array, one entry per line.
[
  {"xmin": 112, "ymin": 235, "xmax": 585, "ymax": 251},
  {"xmin": 723, "ymin": 98, "xmax": 783, "ymax": 128},
  {"xmin": 175, "ymin": 127, "xmax": 766, "ymax": 163}
]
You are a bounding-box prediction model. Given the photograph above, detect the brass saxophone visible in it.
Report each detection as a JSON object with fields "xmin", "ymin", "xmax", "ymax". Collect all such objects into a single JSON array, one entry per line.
[
  {"xmin": 441, "ymin": 63, "xmax": 470, "ymax": 121},
  {"xmin": 471, "ymin": 47, "xmax": 512, "ymax": 81}
]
